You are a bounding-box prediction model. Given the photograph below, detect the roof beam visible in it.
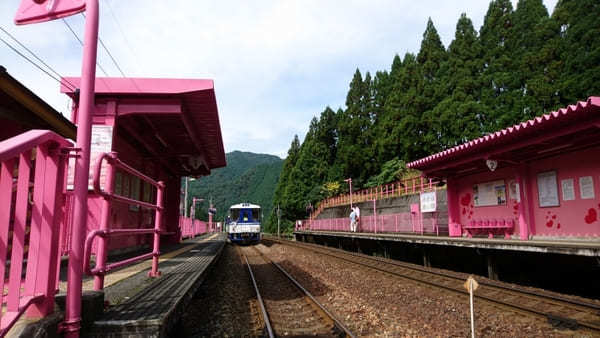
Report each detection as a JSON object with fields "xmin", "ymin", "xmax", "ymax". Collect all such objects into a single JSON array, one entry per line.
[
  {"xmin": 118, "ymin": 120, "xmax": 179, "ymax": 176},
  {"xmin": 180, "ymin": 109, "xmax": 210, "ymax": 173},
  {"xmin": 117, "ymin": 99, "xmax": 182, "ymax": 116}
]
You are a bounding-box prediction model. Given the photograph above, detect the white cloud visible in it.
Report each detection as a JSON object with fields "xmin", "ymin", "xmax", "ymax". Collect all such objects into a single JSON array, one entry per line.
[{"xmin": 0, "ymin": 0, "xmax": 557, "ymax": 158}]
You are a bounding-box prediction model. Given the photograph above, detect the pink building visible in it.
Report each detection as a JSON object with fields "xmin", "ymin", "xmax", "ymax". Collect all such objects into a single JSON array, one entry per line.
[
  {"xmin": 60, "ymin": 77, "xmax": 226, "ymax": 253},
  {"xmin": 408, "ymin": 97, "xmax": 600, "ymax": 241}
]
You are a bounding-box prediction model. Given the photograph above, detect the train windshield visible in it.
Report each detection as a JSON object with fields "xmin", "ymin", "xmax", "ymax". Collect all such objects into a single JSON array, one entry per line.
[{"xmin": 228, "ymin": 203, "xmax": 261, "ymax": 224}]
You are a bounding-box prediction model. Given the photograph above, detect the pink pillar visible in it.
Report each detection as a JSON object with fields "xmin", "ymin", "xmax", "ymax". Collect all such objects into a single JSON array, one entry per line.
[
  {"xmin": 446, "ymin": 177, "xmax": 461, "ymax": 237},
  {"xmin": 149, "ymin": 182, "xmax": 165, "ymax": 277},
  {"xmin": 65, "ymin": 1, "xmax": 99, "ymax": 336},
  {"xmin": 93, "ymin": 153, "xmax": 116, "ymax": 290},
  {"xmin": 516, "ymin": 166, "xmax": 533, "ymax": 240}
]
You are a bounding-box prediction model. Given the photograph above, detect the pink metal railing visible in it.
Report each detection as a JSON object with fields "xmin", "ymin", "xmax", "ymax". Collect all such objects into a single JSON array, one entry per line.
[
  {"xmin": 83, "ymin": 152, "xmax": 165, "ymax": 290},
  {"xmin": 0, "ymin": 130, "xmax": 71, "ymax": 335},
  {"xmin": 296, "ymin": 212, "xmax": 442, "ymax": 235},
  {"xmin": 179, "ymin": 216, "xmax": 209, "ymax": 239},
  {"xmin": 311, "ymin": 176, "xmax": 441, "ymax": 219}
]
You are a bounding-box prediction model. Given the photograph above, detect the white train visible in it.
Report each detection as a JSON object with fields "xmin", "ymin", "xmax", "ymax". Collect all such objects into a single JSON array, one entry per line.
[{"xmin": 226, "ymin": 203, "xmax": 261, "ymax": 244}]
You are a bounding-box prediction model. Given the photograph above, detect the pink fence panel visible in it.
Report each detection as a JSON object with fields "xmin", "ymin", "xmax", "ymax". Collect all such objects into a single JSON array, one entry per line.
[
  {"xmin": 297, "ymin": 212, "xmax": 443, "ymax": 236},
  {"xmin": 180, "ymin": 217, "xmax": 209, "ymax": 239},
  {"xmin": 0, "ymin": 130, "xmax": 71, "ymax": 335}
]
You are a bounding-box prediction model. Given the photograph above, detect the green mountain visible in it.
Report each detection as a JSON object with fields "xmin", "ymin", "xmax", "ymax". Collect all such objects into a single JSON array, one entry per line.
[{"xmin": 187, "ymin": 151, "xmax": 283, "ymax": 225}]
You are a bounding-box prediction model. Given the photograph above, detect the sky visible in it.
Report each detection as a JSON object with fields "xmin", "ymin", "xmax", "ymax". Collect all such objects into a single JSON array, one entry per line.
[{"xmin": 1, "ymin": 0, "xmax": 557, "ymax": 158}]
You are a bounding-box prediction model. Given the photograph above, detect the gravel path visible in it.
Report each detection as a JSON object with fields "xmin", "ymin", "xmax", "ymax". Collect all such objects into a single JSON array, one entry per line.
[{"xmin": 257, "ymin": 242, "xmax": 587, "ymax": 337}]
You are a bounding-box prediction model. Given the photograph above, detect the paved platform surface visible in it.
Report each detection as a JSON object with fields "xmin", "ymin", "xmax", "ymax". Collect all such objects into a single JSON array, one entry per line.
[
  {"xmin": 295, "ymin": 230, "xmax": 600, "ymax": 256},
  {"xmin": 88, "ymin": 233, "xmax": 226, "ymax": 337}
]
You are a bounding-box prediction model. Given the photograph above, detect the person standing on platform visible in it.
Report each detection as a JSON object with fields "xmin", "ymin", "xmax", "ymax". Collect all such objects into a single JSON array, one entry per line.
[
  {"xmin": 349, "ymin": 208, "xmax": 357, "ymax": 232},
  {"xmin": 353, "ymin": 206, "xmax": 360, "ymax": 232}
]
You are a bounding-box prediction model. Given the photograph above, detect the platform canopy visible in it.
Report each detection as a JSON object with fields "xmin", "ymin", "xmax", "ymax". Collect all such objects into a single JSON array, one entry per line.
[
  {"xmin": 408, "ymin": 97, "xmax": 600, "ymax": 178},
  {"xmin": 61, "ymin": 77, "xmax": 226, "ymax": 176}
]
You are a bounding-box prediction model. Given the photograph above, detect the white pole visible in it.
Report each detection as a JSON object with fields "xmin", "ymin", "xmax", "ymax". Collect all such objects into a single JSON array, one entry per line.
[{"xmin": 470, "ymin": 281, "xmax": 475, "ymax": 338}]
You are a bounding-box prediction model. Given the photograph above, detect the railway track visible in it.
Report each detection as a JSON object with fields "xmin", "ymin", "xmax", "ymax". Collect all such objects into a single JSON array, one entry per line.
[
  {"xmin": 266, "ymin": 237, "xmax": 600, "ymax": 333},
  {"xmin": 237, "ymin": 245, "xmax": 355, "ymax": 338}
]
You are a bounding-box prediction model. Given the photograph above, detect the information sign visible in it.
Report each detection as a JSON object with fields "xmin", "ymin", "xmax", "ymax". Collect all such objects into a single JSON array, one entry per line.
[
  {"xmin": 537, "ymin": 171, "xmax": 559, "ymax": 207},
  {"xmin": 420, "ymin": 191, "xmax": 437, "ymax": 212},
  {"xmin": 579, "ymin": 176, "xmax": 595, "ymax": 199},
  {"xmin": 473, "ymin": 180, "xmax": 506, "ymax": 207}
]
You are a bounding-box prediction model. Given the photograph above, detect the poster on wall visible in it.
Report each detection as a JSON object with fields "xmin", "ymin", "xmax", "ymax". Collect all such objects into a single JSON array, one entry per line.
[
  {"xmin": 537, "ymin": 171, "xmax": 559, "ymax": 207},
  {"xmin": 473, "ymin": 180, "xmax": 506, "ymax": 207},
  {"xmin": 561, "ymin": 178, "xmax": 575, "ymax": 201},
  {"xmin": 509, "ymin": 180, "xmax": 520, "ymax": 202},
  {"xmin": 420, "ymin": 191, "xmax": 437, "ymax": 212},
  {"xmin": 579, "ymin": 176, "xmax": 595, "ymax": 199},
  {"xmin": 66, "ymin": 125, "xmax": 113, "ymax": 190}
]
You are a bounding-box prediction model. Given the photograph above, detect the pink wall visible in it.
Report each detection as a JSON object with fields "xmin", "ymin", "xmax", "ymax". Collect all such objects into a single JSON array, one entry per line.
[
  {"xmin": 452, "ymin": 146, "xmax": 600, "ymax": 239},
  {"xmin": 455, "ymin": 166, "xmax": 521, "ymax": 237},
  {"xmin": 528, "ymin": 146, "xmax": 600, "ymax": 237}
]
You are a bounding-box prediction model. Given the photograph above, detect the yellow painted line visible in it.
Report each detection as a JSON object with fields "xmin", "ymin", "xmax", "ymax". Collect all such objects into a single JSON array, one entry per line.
[
  {"xmin": 95, "ymin": 233, "xmax": 220, "ymax": 288},
  {"xmin": 58, "ymin": 233, "xmax": 220, "ymax": 292}
]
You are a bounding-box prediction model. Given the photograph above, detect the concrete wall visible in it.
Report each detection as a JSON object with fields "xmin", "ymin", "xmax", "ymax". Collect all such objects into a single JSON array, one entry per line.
[{"xmin": 317, "ymin": 189, "xmax": 449, "ymax": 229}]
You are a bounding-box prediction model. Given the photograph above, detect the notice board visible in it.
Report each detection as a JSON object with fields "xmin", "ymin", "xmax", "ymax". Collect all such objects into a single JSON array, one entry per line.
[{"xmin": 473, "ymin": 180, "xmax": 506, "ymax": 207}]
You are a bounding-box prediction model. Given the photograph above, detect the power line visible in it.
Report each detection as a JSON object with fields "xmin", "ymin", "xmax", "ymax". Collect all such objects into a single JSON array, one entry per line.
[
  {"xmin": 98, "ymin": 36, "xmax": 126, "ymax": 77},
  {"xmin": 61, "ymin": 17, "xmax": 110, "ymax": 77},
  {"xmin": 0, "ymin": 34, "xmax": 76, "ymax": 91},
  {"xmin": 80, "ymin": 12, "xmax": 141, "ymax": 93},
  {"xmin": 80, "ymin": 12, "xmax": 125, "ymax": 77},
  {"xmin": 0, "ymin": 26, "xmax": 77, "ymax": 91},
  {"xmin": 102, "ymin": 0, "xmax": 141, "ymax": 74}
]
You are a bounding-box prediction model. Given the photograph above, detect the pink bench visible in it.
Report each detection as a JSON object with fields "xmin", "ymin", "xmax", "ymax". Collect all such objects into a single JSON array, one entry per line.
[{"xmin": 463, "ymin": 218, "xmax": 514, "ymax": 239}]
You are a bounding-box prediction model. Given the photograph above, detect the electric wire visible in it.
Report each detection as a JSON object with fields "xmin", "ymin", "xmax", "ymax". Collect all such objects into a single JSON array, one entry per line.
[
  {"xmin": 61, "ymin": 17, "xmax": 110, "ymax": 77},
  {"xmin": 102, "ymin": 0, "xmax": 141, "ymax": 74},
  {"xmin": 0, "ymin": 35, "xmax": 76, "ymax": 91},
  {"xmin": 81, "ymin": 12, "xmax": 141, "ymax": 93},
  {"xmin": 80, "ymin": 12, "xmax": 124, "ymax": 77},
  {"xmin": 0, "ymin": 26, "xmax": 77, "ymax": 91}
]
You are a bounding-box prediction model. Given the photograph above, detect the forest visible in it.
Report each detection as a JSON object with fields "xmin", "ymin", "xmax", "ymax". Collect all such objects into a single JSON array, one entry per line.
[{"xmin": 265, "ymin": 0, "xmax": 599, "ymax": 233}]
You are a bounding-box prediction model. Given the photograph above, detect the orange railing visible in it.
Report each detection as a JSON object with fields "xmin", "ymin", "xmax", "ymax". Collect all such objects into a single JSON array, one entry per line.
[{"xmin": 311, "ymin": 176, "xmax": 441, "ymax": 219}]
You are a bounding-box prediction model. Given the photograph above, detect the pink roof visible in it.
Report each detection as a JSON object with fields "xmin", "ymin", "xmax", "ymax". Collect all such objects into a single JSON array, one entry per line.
[
  {"xmin": 408, "ymin": 96, "xmax": 600, "ymax": 171},
  {"xmin": 61, "ymin": 77, "xmax": 226, "ymax": 175},
  {"xmin": 61, "ymin": 77, "xmax": 215, "ymax": 96}
]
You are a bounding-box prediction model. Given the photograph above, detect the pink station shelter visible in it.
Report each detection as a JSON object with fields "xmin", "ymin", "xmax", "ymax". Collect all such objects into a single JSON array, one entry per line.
[
  {"xmin": 59, "ymin": 77, "xmax": 226, "ymax": 253},
  {"xmin": 409, "ymin": 97, "xmax": 600, "ymax": 241}
]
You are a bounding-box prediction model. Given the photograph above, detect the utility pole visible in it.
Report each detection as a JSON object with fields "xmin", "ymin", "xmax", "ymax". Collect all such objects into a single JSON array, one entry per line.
[
  {"xmin": 277, "ymin": 204, "xmax": 281, "ymax": 238},
  {"xmin": 183, "ymin": 177, "xmax": 196, "ymax": 218},
  {"xmin": 345, "ymin": 178, "xmax": 353, "ymax": 208}
]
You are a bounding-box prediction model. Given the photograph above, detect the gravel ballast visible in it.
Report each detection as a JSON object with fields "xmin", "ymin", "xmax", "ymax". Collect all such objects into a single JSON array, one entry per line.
[{"xmin": 257, "ymin": 242, "xmax": 587, "ymax": 337}]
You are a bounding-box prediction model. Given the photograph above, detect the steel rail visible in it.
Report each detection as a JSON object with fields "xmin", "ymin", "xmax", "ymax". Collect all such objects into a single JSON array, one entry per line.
[
  {"xmin": 268, "ymin": 237, "xmax": 600, "ymax": 332},
  {"xmin": 251, "ymin": 246, "xmax": 356, "ymax": 338},
  {"xmin": 238, "ymin": 247, "xmax": 274, "ymax": 338}
]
